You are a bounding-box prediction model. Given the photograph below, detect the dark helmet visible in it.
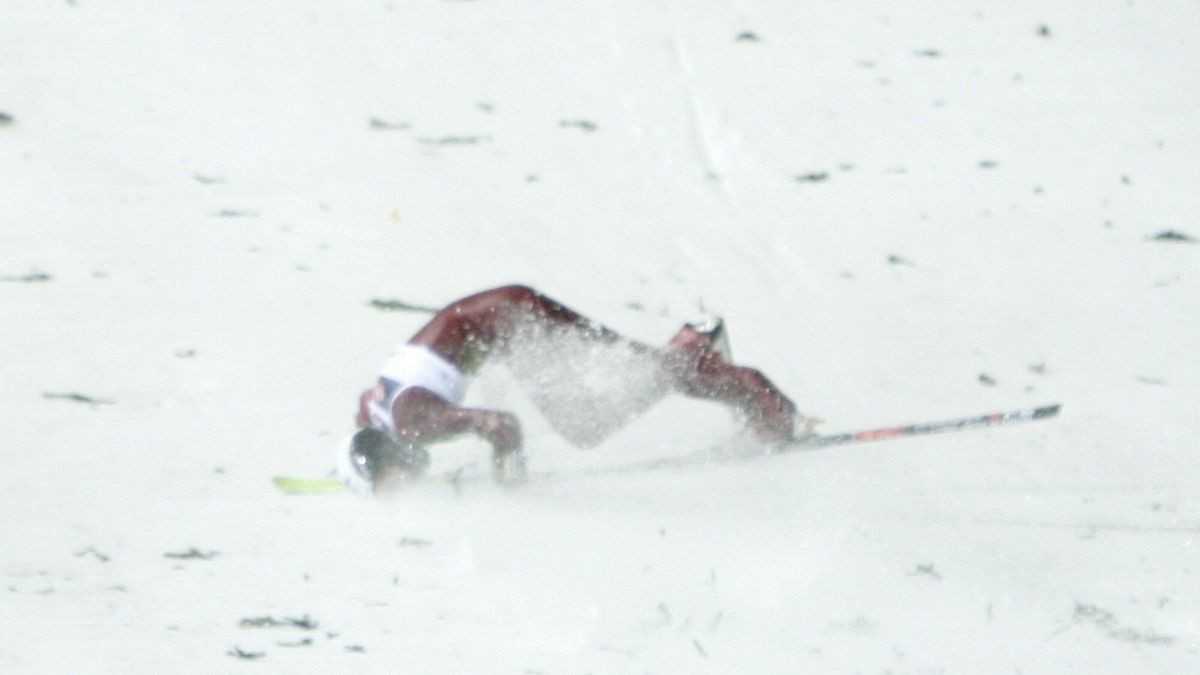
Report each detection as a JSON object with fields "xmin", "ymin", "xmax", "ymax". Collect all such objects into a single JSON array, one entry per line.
[{"xmin": 349, "ymin": 427, "xmax": 431, "ymax": 483}]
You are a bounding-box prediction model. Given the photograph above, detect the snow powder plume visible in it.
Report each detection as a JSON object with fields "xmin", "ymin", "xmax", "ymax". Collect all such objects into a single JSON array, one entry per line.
[{"xmin": 499, "ymin": 322, "xmax": 670, "ymax": 448}]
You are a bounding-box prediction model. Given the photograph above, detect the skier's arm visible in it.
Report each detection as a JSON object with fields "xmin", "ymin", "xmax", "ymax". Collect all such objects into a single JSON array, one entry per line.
[{"xmin": 391, "ymin": 388, "xmax": 523, "ymax": 456}]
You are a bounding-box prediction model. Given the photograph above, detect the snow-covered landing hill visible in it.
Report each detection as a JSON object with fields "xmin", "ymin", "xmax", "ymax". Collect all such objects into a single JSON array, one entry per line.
[{"xmin": 1, "ymin": 1, "xmax": 1196, "ymax": 672}]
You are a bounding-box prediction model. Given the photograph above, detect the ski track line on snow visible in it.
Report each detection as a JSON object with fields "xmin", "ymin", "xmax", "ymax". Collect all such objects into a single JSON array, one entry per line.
[{"xmin": 667, "ymin": 2, "xmax": 740, "ymax": 209}]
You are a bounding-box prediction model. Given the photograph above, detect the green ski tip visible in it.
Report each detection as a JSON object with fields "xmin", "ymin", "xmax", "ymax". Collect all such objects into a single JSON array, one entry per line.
[{"xmin": 273, "ymin": 476, "xmax": 348, "ymax": 495}]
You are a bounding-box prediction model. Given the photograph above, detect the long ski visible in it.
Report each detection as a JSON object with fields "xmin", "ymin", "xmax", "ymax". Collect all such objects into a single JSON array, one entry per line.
[
  {"xmin": 797, "ymin": 402, "xmax": 1060, "ymax": 450},
  {"xmin": 273, "ymin": 403, "xmax": 1062, "ymax": 492},
  {"xmin": 532, "ymin": 403, "xmax": 1062, "ymax": 480}
]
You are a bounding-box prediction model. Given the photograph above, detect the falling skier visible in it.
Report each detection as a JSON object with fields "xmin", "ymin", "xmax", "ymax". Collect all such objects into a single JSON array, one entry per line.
[{"xmin": 339, "ymin": 285, "xmax": 801, "ymax": 491}]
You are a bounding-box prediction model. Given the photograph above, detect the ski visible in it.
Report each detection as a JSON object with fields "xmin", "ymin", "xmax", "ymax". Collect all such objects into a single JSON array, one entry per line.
[
  {"xmin": 272, "ymin": 475, "xmax": 347, "ymax": 495},
  {"xmin": 533, "ymin": 403, "xmax": 1063, "ymax": 480},
  {"xmin": 792, "ymin": 402, "xmax": 1061, "ymax": 451},
  {"xmin": 273, "ymin": 403, "xmax": 1062, "ymax": 492}
]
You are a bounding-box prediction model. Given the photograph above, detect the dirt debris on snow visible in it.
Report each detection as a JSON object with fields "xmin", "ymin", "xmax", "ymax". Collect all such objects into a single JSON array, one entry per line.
[
  {"xmin": 163, "ymin": 548, "xmax": 219, "ymax": 561},
  {"xmin": 43, "ymin": 392, "xmax": 114, "ymax": 405}
]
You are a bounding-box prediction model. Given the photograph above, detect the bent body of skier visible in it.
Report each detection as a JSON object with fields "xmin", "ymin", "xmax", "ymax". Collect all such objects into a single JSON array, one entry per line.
[{"xmin": 342, "ymin": 285, "xmax": 800, "ymax": 491}]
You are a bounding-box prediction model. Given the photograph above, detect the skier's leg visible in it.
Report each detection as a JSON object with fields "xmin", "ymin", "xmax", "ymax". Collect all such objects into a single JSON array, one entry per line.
[
  {"xmin": 662, "ymin": 323, "xmax": 797, "ymax": 441},
  {"xmin": 412, "ymin": 284, "xmax": 635, "ymax": 362},
  {"xmin": 415, "ymin": 286, "xmax": 664, "ymax": 447},
  {"xmin": 419, "ymin": 287, "xmax": 794, "ymax": 445}
]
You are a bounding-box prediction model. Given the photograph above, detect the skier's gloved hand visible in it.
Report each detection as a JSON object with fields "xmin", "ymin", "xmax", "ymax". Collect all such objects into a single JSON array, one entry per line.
[
  {"xmin": 492, "ymin": 450, "xmax": 529, "ymax": 487},
  {"xmin": 477, "ymin": 410, "xmax": 522, "ymax": 456}
]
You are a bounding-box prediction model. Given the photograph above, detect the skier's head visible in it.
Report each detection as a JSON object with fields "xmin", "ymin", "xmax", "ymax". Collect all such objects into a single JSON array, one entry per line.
[{"xmin": 342, "ymin": 427, "xmax": 430, "ymax": 493}]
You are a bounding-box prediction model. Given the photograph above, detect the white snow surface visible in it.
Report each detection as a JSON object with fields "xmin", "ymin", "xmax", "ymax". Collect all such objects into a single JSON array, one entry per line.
[{"xmin": 2, "ymin": 1, "xmax": 1198, "ymax": 672}]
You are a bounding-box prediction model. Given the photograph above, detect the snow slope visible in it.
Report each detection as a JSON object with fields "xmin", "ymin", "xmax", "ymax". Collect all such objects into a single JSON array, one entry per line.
[{"xmin": 1, "ymin": 1, "xmax": 1197, "ymax": 672}]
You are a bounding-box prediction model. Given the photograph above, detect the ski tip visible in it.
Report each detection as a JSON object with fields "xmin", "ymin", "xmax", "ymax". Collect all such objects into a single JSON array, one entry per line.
[{"xmin": 272, "ymin": 475, "xmax": 348, "ymax": 495}]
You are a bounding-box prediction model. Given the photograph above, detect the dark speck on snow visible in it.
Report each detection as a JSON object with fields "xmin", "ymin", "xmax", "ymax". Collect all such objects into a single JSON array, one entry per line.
[
  {"xmin": 796, "ymin": 172, "xmax": 829, "ymax": 183},
  {"xmin": 1149, "ymin": 230, "xmax": 1195, "ymax": 243}
]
